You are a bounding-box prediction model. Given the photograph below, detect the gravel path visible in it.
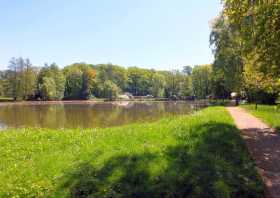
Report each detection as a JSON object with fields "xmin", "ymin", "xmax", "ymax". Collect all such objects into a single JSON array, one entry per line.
[{"xmin": 227, "ymin": 107, "xmax": 280, "ymax": 198}]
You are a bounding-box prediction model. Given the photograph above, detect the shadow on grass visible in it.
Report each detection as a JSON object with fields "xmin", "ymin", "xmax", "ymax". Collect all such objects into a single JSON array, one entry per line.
[{"xmin": 59, "ymin": 122, "xmax": 264, "ymax": 198}]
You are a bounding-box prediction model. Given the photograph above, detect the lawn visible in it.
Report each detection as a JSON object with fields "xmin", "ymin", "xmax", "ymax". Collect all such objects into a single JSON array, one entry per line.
[
  {"xmin": 0, "ymin": 97, "xmax": 13, "ymax": 102},
  {"xmin": 0, "ymin": 107, "xmax": 264, "ymax": 197},
  {"xmin": 242, "ymin": 104, "xmax": 280, "ymax": 131}
]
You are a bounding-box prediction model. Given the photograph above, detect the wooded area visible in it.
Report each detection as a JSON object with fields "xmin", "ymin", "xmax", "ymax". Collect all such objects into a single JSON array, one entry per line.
[
  {"xmin": 0, "ymin": 1, "xmax": 279, "ymax": 103},
  {"xmin": 210, "ymin": 0, "xmax": 280, "ymax": 104},
  {"xmin": 0, "ymin": 60, "xmax": 212, "ymax": 101}
]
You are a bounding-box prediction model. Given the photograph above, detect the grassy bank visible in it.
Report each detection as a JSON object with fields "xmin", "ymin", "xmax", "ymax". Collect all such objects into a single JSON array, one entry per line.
[
  {"xmin": 242, "ymin": 104, "xmax": 280, "ymax": 131},
  {"xmin": 0, "ymin": 107, "xmax": 264, "ymax": 197},
  {"xmin": 0, "ymin": 97, "xmax": 13, "ymax": 102}
]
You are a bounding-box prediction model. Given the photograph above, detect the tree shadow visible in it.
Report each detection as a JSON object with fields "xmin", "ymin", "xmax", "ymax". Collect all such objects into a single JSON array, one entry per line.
[{"xmin": 59, "ymin": 122, "xmax": 265, "ymax": 198}]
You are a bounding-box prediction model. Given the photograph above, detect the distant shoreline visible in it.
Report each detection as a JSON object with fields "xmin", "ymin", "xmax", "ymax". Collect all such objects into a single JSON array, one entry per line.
[{"xmin": 0, "ymin": 98, "xmax": 197, "ymax": 106}]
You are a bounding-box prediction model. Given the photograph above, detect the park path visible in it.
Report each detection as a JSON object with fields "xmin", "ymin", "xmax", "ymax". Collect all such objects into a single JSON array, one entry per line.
[{"xmin": 227, "ymin": 107, "xmax": 280, "ymax": 198}]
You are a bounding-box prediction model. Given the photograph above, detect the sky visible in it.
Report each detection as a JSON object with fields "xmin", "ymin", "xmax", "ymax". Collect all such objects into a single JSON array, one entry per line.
[{"xmin": 0, "ymin": 0, "xmax": 222, "ymax": 70}]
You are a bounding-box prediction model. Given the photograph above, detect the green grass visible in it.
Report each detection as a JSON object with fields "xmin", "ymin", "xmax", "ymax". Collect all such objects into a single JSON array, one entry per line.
[
  {"xmin": 0, "ymin": 107, "xmax": 264, "ymax": 197},
  {"xmin": 0, "ymin": 97, "xmax": 13, "ymax": 102},
  {"xmin": 242, "ymin": 104, "xmax": 280, "ymax": 131}
]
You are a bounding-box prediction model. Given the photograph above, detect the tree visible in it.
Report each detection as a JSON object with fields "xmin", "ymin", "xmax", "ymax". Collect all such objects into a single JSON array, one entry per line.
[
  {"xmin": 0, "ymin": 71, "xmax": 5, "ymax": 96},
  {"xmin": 149, "ymin": 73, "xmax": 165, "ymax": 97},
  {"xmin": 38, "ymin": 63, "xmax": 65, "ymax": 100},
  {"xmin": 81, "ymin": 67, "xmax": 96, "ymax": 99},
  {"xmin": 23, "ymin": 59, "xmax": 37, "ymax": 100},
  {"xmin": 64, "ymin": 69, "xmax": 83, "ymax": 99},
  {"xmin": 40, "ymin": 77, "xmax": 57, "ymax": 100},
  {"xmin": 63, "ymin": 63, "xmax": 96, "ymax": 99},
  {"xmin": 0, "ymin": 70, "xmax": 14, "ymax": 98},
  {"xmin": 6, "ymin": 57, "xmax": 38, "ymax": 100},
  {"xmin": 183, "ymin": 66, "xmax": 192, "ymax": 76},
  {"xmin": 102, "ymin": 80, "xmax": 120, "ymax": 100},
  {"xmin": 93, "ymin": 64, "xmax": 126, "ymax": 97},
  {"xmin": 243, "ymin": 52, "xmax": 280, "ymax": 104},
  {"xmin": 163, "ymin": 70, "xmax": 185, "ymax": 98},
  {"xmin": 95, "ymin": 64, "xmax": 127, "ymax": 90},
  {"xmin": 210, "ymin": 15, "xmax": 243, "ymax": 98},
  {"xmin": 211, "ymin": 0, "xmax": 280, "ymax": 103},
  {"xmin": 127, "ymin": 67, "xmax": 151, "ymax": 96},
  {"xmin": 181, "ymin": 75, "xmax": 192, "ymax": 97},
  {"xmin": 191, "ymin": 65, "xmax": 212, "ymax": 99},
  {"xmin": 7, "ymin": 57, "xmax": 22, "ymax": 100}
]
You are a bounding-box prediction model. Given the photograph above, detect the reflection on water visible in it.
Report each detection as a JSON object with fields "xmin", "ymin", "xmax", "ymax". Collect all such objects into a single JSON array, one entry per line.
[{"xmin": 0, "ymin": 101, "xmax": 200, "ymax": 129}]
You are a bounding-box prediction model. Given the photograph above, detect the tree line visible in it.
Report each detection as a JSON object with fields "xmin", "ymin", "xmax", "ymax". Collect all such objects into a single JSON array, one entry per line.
[
  {"xmin": 4, "ymin": 1, "xmax": 277, "ymax": 102},
  {"xmin": 210, "ymin": 0, "xmax": 280, "ymax": 104},
  {"xmin": 0, "ymin": 58, "xmax": 214, "ymax": 101}
]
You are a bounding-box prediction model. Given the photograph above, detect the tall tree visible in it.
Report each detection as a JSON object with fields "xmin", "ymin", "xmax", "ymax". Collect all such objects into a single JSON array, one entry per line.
[
  {"xmin": 183, "ymin": 66, "xmax": 192, "ymax": 76},
  {"xmin": 213, "ymin": 0, "xmax": 280, "ymax": 103},
  {"xmin": 38, "ymin": 63, "xmax": 65, "ymax": 100},
  {"xmin": 127, "ymin": 67, "xmax": 151, "ymax": 96},
  {"xmin": 23, "ymin": 58, "xmax": 37, "ymax": 100},
  {"xmin": 95, "ymin": 64, "xmax": 127, "ymax": 90},
  {"xmin": 210, "ymin": 15, "xmax": 243, "ymax": 98},
  {"xmin": 191, "ymin": 65, "xmax": 212, "ymax": 99},
  {"xmin": 7, "ymin": 57, "xmax": 19, "ymax": 100},
  {"xmin": 102, "ymin": 80, "xmax": 120, "ymax": 100},
  {"xmin": 149, "ymin": 72, "xmax": 166, "ymax": 97},
  {"xmin": 7, "ymin": 57, "xmax": 37, "ymax": 100},
  {"xmin": 40, "ymin": 77, "xmax": 57, "ymax": 100},
  {"xmin": 63, "ymin": 63, "xmax": 96, "ymax": 99},
  {"xmin": 164, "ymin": 70, "xmax": 185, "ymax": 98},
  {"xmin": 82, "ymin": 67, "xmax": 96, "ymax": 99}
]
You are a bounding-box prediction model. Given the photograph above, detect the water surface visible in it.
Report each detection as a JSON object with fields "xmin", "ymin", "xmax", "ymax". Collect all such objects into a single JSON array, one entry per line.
[{"xmin": 0, "ymin": 101, "xmax": 200, "ymax": 129}]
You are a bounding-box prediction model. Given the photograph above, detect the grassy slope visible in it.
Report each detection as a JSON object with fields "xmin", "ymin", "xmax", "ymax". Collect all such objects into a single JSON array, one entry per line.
[
  {"xmin": 0, "ymin": 107, "xmax": 264, "ymax": 198},
  {"xmin": 242, "ymin": 104, "xmax": 280, "ymax": 131}
]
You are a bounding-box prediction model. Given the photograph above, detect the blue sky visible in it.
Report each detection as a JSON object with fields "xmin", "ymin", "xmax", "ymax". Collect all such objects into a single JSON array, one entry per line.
[{"xmin": 0, "ymin": 0, "xmax": 222, "ymax": 70}]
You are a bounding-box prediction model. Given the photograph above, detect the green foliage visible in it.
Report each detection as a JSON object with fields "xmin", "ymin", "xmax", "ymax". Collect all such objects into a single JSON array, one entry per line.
[
  {"xmin": 0, "ymin": 71, "xmax": 6, "ymax": 96},
  {"xmin": 149, "ymin": 72, "xmax": 165, "ymax": 97},
  {"xmin": 64, "ymin": 69, "xmax": 83, "ymax": 99},
  {"xmin": 81, "ymin": 67, "xmax": 96, "ymax": 99},
  {"xmin": 39, "ymin": 77, "xmax": 56, "ymax": 100},
  {"xmin": 95, "ymin": 64, "xmax": 127, "ymax": 90},
  {"xmin": 192, "ymin": 65, "xmax": 212, "ymax": 99},
  {"xmin": 210, "ymin": 15, "xmax": 243, "ymax": 98},
  {"xmin": 38, "ymin": 63, "xmax": 65, "ymax": 100},
  {"xmin": 1, "ymin": 58, "xmax": 200, "ymax": 100},
  {"xmin": 127, "ymin": 67, "xmax": 151, "ymax": 96},
  {"xmin": 7, "ymin": 57, "xmax": 24, "ymax": 100},
  {"xmin": 243, "ymin": 52, "xmax": 280, "ymax": 104},
  {"xmin": 101, "ymin": 80, "xmax": 120, "ymax": 100},
  {"xmin": 93, "ymin": 64, "xmax": 126, "ymax": 98},
  {"xmin": 63, "ymin": 63, "xmax": 96, "ymax": 99},
  {"xmin": 182, "ymin": 75, "xmax": 192, "ymax": 96},
  {"xmin": 7, "ymin": 57, "xmax": 38, "ymax": 100},
  {"xmin": 163, "ymin": 70, "xmax": 186, "ymax": 98},
  {"xmin": 211, "ymin": 1, "xmax": 280, "ymax": 103},
  {"xmin": 0, "ymin": 107, "xmax": 264, "ymax": 197},
  {"xmin": 23, "ymin": 59, "xmax": 37, "ymax": 100},
  {"xmin": 183, "ymin": 65, "xmax": 192, "ymax": 75}
]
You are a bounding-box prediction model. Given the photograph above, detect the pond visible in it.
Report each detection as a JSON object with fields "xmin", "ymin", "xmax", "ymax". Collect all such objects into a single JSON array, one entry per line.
[{"xmin": 0, "ymin": 101, "xmax": 203, "ymax": 129}]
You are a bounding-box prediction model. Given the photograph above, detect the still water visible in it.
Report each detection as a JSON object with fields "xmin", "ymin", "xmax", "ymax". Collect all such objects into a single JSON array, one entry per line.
[{"xmin": 0, "ymin": 101, "xmax": 200, "ymax": 129}]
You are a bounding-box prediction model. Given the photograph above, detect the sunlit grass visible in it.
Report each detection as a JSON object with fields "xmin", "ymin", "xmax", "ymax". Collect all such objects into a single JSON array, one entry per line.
[
  {"xmin": 0, "ymin": 107, "xmax": 264, "ymax": 197},
  {"xmin": 0, "ymin": 97, "xmax": 13, "ymax": 102},
  {"xmin": 242, "ymin": 104, "xmax": 280, "ymax": 131}
]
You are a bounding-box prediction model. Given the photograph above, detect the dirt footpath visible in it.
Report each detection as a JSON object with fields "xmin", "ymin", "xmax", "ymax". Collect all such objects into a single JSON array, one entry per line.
[{"xmin": 227, "ymin": 107, "xmax": 280, "ymax": 198}]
